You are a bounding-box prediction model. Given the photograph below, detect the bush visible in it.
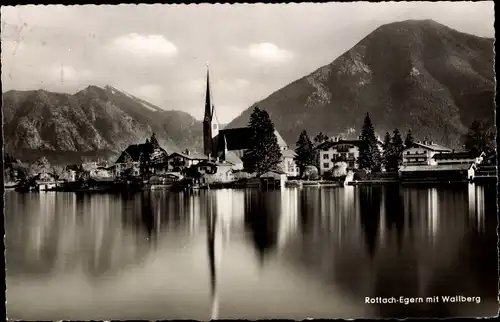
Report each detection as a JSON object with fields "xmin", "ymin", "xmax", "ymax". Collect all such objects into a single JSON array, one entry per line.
[
  {"xmin": 303, "ymin": 165, "xmax": 319, "ymax": 180},
  {"xmin": 353, "ymin": 169, "xmax": 368, "ymax": 181}
]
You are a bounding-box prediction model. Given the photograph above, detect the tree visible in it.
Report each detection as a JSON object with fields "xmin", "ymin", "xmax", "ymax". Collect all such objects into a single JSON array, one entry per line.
[
  {"xmin": 389, "ymin": 129, "xmax": 404, "ymax": 171},
  {"xmin": 313, "ymin": 132, "xmax": 329, "ymax": 145},
  {"xmin": 404, "ymin": 129, "xmax": 414, "ymax": 148},
  {"xmin": 150, "ymin": 133, "xmax": 159, "ymax": 147},
  {"xmin": 29, "ymin": 156, "xmax": 51, "ymax": 177},
  {"xmin": 382, "ymin": 132, "xmax": 392, "ymax": 171},
  {"xmin": 464, "ymin": 120, "xmax": 495, "ymax": 156},
  {"xmin": 243, "ymin": 107, "xmax": 283, "ymax": 174},
  {"xmin": 294, "ymin": 130, "xmax": 316, "ymax": 175},
  {"xmin": 357, "ymin": 113, "xmax": 382, "ymax": 172}
]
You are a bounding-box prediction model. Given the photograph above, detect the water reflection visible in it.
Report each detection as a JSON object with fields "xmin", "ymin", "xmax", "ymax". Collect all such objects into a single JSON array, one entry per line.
[{"xmin": 5, "ymin": 185, "xmax": 498, "ymax": 319}]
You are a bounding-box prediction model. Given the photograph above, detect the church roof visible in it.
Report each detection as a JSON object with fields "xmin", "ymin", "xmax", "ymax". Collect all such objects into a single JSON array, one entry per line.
[
  {"xmin": 216, "ymin": 127, "xmax": 288, "ymax": 151},
  {"xmin": 224, "ymin": 150, "xmax": 243, "ymax": 165}
]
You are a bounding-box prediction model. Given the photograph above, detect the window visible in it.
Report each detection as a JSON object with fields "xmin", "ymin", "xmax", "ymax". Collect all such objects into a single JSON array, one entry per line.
[
  {"xmin": 348, "ymin": 161, "xmax": 355, "ymax": 168},
  {"xmin": 348, "ymin": 153, "xmax": 354, "ymax": 158},
  {"xmin": 323, "ymin": 163, "xmax": 330, "ymax": 168},
  {"xmin": 407, "ymin": 151, "xmax": 410, "ymax": 155},
  {"xmin": 323, "ymin": 153, "xmax": 329, "ymax": 160}
]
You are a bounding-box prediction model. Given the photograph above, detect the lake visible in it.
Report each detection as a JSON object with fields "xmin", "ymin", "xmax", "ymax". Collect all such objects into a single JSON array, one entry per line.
[{"xmin": 4, "ymin": 184, "xmax": 498, "ymax": 320}]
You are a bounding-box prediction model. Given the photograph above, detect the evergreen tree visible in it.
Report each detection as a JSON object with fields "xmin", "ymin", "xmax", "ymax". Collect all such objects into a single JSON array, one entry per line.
[
  {"xmin": 243, "ymin": 107, "xmax": 283, "ymax": 174},
  {"xmin": 313, "ymin": 132, "xmax": 329, "ymax": 145},
  {"xmin": 382, "ymin": 132, "xmax": 392, "ymax": 171},
  {"xmin": 294, "ymin": 130, "xmax": 316, "ymax": 176},
  {"xmin": 464, "ymin": 120, "xmax": 495, "ymax": 156},
  {"xmin": 358, "ymin": 113, "xmax": 382, "ymax": 172},
  {"xmin": 150, "ymin": 133, "xmax": 159, "ymax": 147},
  {"xmin": 389, "ymin": 129, "xmax": 404, "ymax": 171},
  {"xmin": 404, "ymin": 129, "xmax": 414, "ymax": 148}
]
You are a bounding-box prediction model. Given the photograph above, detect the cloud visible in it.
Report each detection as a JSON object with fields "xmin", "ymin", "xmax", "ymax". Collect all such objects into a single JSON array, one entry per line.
[
  {"xmin": 246, "ymin": 43, "xmax": 294, "ymax": 63},
  {"xmin": 109, "ymin": 33, "xmax": 178, "ymax": 58}
]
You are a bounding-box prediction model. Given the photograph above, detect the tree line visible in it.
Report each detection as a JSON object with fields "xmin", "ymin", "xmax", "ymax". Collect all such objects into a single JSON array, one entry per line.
[{"xmin": 293, "ymin": 112, "xmax": 493, "ymax": 176}]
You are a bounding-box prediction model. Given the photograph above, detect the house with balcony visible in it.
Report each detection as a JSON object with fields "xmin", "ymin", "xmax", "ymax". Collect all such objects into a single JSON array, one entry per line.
[
  {"xmin": 432, "ymin": 151, "xmax": 485, "ymax": 166},
  {"xmin": 402, "ymin": 141, "xmax": 452, "ymax": 166},
  {"xmin": 317, "ymin": 136, "xmax": 384, "ymax": 175}
]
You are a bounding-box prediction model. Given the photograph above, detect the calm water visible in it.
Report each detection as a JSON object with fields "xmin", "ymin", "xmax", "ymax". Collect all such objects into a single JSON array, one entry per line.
[{"xmin": 5, "ymin": 184, "xmax": 498, "ymax": 320}]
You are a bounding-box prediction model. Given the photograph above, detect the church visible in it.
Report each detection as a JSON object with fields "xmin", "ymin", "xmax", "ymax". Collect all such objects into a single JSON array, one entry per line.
[{"xmin": 202, "ymin": 67, "xmax": 298, "ymax": 177}]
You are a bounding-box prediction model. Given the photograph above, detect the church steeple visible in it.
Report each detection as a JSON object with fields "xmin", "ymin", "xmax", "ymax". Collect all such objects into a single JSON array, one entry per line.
[
  {"xmin": 203, "ymin": 64, "xmax": 219, "ymax": 158},
  {"xmin": 204, "ymin": 65, "xmax": 213, "ymax": 121}
]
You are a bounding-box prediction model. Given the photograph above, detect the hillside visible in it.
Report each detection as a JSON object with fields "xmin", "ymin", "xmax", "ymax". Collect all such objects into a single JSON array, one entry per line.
[
  {"xmin": 2, "ymin": 85, "xmax": 203, "ymax": 164},
  {"xmin": 227, "ymin": 19, "xmax": 495, "ymax": 148}
]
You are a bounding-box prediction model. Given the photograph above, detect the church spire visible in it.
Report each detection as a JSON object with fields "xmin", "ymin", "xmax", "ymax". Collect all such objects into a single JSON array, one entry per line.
[{"xmin": 204, "ymin": 63, "xmax": 212, "ymax": 121}]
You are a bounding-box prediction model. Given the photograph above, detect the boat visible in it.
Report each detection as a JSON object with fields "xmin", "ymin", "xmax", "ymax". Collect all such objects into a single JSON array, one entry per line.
[{"xmin": 5, "ymin": 182, "xmax": 19, "ymax": 190}]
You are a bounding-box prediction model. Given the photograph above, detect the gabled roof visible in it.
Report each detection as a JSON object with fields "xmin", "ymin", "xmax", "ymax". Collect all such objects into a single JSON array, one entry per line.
[
  {"xmin": 260, "ymin": 169, "xmax": 287, "ymax": 176},
  {"xmin": 216, "ymin": 127, "xmax": 288, "ymax": 151},
  {"xmin": 399, "ymin": 163, "xmax": 474, "ymax": 172},
  {"xmin": 282, "ymin": 149, "xmax": 296, "ymax": 158},
  {"xmin": 224, "ymin": 150, "xmax": 243, "ymax": 165},
  {"xmin": 167, "ymin": 151, "xmax": 208, "ymax": 161},
  {"xmin": 316, "ymin": 139, "xmax": 367, "ymax": 150},
  {"xmin": 406, "ymin": 142, "xmax": 452, "ymax": 152}
]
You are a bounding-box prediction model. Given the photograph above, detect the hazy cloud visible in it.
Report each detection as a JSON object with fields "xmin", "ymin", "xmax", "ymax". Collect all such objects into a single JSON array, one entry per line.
[
  {"xmin": 1, "ymin": 2, "xmax": 494, "ymax": 123},
  {"xmin": 109, "ymin": 33, "xmax": 178, "ymax": 58}
]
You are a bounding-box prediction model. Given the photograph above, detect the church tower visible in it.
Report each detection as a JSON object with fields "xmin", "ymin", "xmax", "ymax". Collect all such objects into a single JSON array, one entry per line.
[{"xmin": 203, "ymin": 65, "xmax": 219, "ymax": 158}]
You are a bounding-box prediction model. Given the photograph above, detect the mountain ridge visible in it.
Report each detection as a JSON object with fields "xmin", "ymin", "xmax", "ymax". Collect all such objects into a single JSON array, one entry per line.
[
  {"xmin": 2, "ymin": 85, "xmax": 203, "ymax": 164},
  {"xmin": 227, "ymin": 19, "xmax": 495, "ymax": 148}
]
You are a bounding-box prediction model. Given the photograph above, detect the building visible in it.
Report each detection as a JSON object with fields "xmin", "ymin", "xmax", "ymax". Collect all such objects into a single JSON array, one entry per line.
[
  {"xmin": 402, "ymin": 141, "xmax": 452, "ymax": 166},
  {"xmin": 432, "ymin": 151, "xmax": 485, "ymax": 166},
  {"xmin": 115, "ymin": 140, "xmax": 169, "ymax": 176},
  {"xmin": 399, "ymin": 163, "xmax": 476, "ymax": 183},
  {"xmin": 202, "ymin": 66, "xmax": 298, "ymax": 176},
  {"xmin": 316, "ymin": 137, "xmax": 384, "ymax": 175},
  {"xmin": 195, "ymin": 161, "xmax": 235, "ymax": 183},
  {"xmin": 164, "ymin": 151, "xmax": 209, "ymax": 172},
  {"xmin": 260, "ymin": 170, "xmax": 287, "ymax": 188},
  {"xmin": 280, "ymin": 149, "xmax": 299, "ymax": 177}
]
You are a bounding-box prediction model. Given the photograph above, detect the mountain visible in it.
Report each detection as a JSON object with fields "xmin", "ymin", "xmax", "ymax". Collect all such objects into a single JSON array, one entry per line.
[
  {"xmin": 227, "ymin": 19, "xmax": 495, "ymax": 148},
  {"xmin": 2, "ymin": 85, "xmax": 203, "ymax": 164}
]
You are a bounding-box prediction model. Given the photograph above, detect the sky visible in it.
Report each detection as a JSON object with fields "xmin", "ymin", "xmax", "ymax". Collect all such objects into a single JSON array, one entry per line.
[{"xmin": 1, "ymin": 2, "xmax": 495, "ymax": 124}]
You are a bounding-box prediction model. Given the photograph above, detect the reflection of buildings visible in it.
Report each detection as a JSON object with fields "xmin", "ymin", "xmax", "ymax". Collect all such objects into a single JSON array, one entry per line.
[
  {"xmin": 468, "ymin": 184, "xmax": 485, "ymax": 233},
  {"xmin": 277, "ymin": 188, "xmax": 299, "ymax": 252}
]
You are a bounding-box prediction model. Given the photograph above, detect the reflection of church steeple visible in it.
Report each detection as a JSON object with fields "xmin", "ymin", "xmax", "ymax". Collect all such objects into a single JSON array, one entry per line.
[
  {"xmin": 207, "ymin": 197, "xmax": 219, "ymax": 319},
  {"xmin": 203, "ymin": 64, "xmax": 219, "ymax": 159}
]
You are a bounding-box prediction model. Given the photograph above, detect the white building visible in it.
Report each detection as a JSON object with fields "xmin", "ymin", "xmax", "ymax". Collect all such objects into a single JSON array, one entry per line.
[
  {"xmin": 402, "ymin": 141, "xmax": 453, "ymax": 166},
  {"xmin": 280, "ymin": 149, "xmax": 299, "ymax": 177},
  {"xmin": 317, "ymin": 137, "xmax": 384, "ymax": 175},
  {"xmin": 432, "ymin": 151, "xmax": 485, "ymax": 166}
]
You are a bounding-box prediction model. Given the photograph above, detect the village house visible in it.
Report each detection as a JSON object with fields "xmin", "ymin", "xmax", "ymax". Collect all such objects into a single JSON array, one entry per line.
[
  {"xmin": 114, "ymin": 140, "xmax": 170, "ymax": 177},
  {"xmin": 432, "ymin": 151, "xmax": 485, "ymax": 166},
  {"xmin": 280, "ymin": 149, "xmax": 299, "ymax": 177},
  {"xmin": 399, "ymin": 163, "xmax": 476, "ymax": 183},
  {"xmin": 193, "ymin": 160, "xmax": 235, "ymax": 184},
  {"xmin": 165, "ymin": 150, "xmax": 209, "ymax": 172},
  {"xmin": 402, "ymin": 141, "xmax": 452, "ymax": 166},
  {"xmin": 317, "ymin": 136, "xmax": 384, "ymax": 175}
]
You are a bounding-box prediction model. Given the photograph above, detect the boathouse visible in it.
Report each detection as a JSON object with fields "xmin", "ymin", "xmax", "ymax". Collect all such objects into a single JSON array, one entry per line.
[{"xmin": 399, "ymin": 163, "xmax": 476, "ymax": 183}]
